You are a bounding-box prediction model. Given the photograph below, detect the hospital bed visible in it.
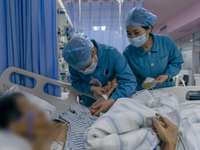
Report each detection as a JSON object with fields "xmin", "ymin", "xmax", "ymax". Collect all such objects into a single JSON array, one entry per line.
[
  {"xmin": 0, "ymin": 67, "xmax": 200, "ymax": 112},
  {"xmin": 1, "ymin": 67, "xmax": 200, "ymax": 150}
]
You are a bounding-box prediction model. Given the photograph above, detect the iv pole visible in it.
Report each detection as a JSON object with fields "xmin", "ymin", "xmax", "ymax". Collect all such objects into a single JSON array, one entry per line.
[
  {"xmin": 79, "ymin": 0, "xmax": 83, "ymax": 33},
  {"xmin": 117, "ymin": 0, "xmax": 123, "ymax": 38},
  {"xmin": 117, "ymin": 0, "xmax": 123, "ymax": 53}
]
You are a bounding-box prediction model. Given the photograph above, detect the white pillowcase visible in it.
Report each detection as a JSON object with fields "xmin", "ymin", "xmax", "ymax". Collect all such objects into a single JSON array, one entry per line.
[
  {"xmin": 4, "ymin": 85, "xmax": 59, "ymax": 120},
  {"xmin": 0, "ymin": 131, "xmax": 31, "ymax": 150}
]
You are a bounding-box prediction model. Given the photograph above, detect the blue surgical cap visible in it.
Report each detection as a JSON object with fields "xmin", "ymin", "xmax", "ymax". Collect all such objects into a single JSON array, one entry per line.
[
  {"xmin": 125, "ymin": 7, "xmax": 157, "ymax": 31},
  {"xmin": 62, "ymin": 33, "xmax": 94, "ymax": 70}
]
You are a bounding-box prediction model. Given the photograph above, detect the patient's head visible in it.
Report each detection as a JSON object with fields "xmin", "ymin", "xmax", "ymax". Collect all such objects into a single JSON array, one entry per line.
[{"xmin": 0, "ymin": 92, "xmax": 49, "ymax": 140}]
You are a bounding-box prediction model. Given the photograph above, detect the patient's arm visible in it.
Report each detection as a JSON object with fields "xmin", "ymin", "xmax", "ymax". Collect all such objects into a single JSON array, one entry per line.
[
  {"xmin": 103, "ymin": 78, "xmax": 118, "ymax": 96},
  {"xmin": 88, "ymin": 79, "xmax": 118, "ymax": 114}
]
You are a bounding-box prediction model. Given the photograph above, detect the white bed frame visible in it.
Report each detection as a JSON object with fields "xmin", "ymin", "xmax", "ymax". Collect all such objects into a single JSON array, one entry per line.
[
  {"xmin": 158, "ymin": 86, "xmax": 200, "ymax": 102},
  {"xmin": 0, "ymin": 67, "xmax": 200, "ymax": 110},
  {"xmin": 0, "ymin": 67, "xmax": 95, "ymax": 111}
]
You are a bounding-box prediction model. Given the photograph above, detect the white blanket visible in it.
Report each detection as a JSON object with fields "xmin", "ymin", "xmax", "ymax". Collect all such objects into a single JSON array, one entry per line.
[
  {"xmin": 178, "ymin": 101, "xmax": 200, "ymax": 143},
  {"xmin": 83, "ymin": 90, "xmax": 200, "ymax": 150}
]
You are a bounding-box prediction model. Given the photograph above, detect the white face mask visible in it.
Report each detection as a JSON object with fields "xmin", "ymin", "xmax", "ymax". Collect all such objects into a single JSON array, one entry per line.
[
  {"xmin": 129, "ymin": 31, "xmax": 149, "ymax": 47},
  {"xmin": 79, "ymin": 56, "xmax": 97, "ymax": 75}
]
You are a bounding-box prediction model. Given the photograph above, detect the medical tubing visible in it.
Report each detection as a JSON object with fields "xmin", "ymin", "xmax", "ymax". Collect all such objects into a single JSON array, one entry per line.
[
  {"xmin": 53, "ymin": 122, "xmax": 68, "ymax": 148},
  {"xmin": 177, "ymin": 131, "xmax": 187, "ymax": 150}
]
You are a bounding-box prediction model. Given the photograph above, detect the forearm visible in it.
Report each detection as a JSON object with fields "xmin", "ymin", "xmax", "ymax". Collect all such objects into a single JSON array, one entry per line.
[
  {"xmin": 161, "ymin": 132, "xmax": 177, "ymax": 150},
  {"xmin": 164, "ymin": 64, "xmax": 182, "ymax": 79},
  {"xmin": 161, "ymin": 142, "xmax": 176, "ymax": 150},
  {"xmin": 88, "ymin": 83, "xmax": 116, "ymax": 109},
  {"xmin": 104, "ymin": 86, "xmax": 116, "ymax": 97},
  {"xmin": 111, "ymin": 69, "xmax": 137, "ymax": 101},
  {"xmin": 110, "ymin": 83, "xmax": 136, "ymax": 101}
]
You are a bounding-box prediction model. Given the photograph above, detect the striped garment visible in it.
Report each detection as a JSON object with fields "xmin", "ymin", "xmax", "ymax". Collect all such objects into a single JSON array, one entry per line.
[{"xmin": 53, "ymin": 105, "xmax": 97, "ymax": 150}]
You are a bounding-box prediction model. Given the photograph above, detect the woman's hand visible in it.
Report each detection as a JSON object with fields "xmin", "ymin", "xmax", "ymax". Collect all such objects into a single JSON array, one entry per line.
[
  {"xmin": 88, "ymin": 106, "xmax": 98, "ymax": 115},
  {"xmin": 91, "ymin": 79, "xmax": 118, "ymax": 116},
  {"xmin": 103, "ymin": 81, "xmax": 112, "ymax": 91},
  {"xmin": 155, "ymin": 75, "xmax": 169, "ymax": 85},
  {"xmin": 111, "ymin": 78, "xmax": 118, "ymax": 87},
  {"xmin": 103, "ymin": 78, "xmax": 118, "ymax": 91},
  {"xmin": 93, "ymin": 97, "xmax": 105, "ymax": 105},
  {"xmin": 92, "ymin": 98, "xmax": 115, "ymax": 116},
  {"xmin": 153, "ymin": 113, "xmax": 178, "ymax": 150},
  {"xmin": 88, "ymin": 97, "xmax": 105, "ymax": 115},
  {"xmin": 91, "ymin": 86, "xmax": 107, "ymax": 96}
]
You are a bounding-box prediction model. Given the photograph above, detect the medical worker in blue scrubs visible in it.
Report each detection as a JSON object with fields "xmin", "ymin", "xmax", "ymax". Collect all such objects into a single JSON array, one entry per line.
[
  {"xmin": 123, "ymin": 7, "xmax": 184, "ymax": 91},
  {"xmin": 62, "ymin": 33, "xmax": 137, "ymax": 115}
]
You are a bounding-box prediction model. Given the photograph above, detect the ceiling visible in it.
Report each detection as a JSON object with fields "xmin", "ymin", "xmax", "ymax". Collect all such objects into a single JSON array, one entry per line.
[{"xmin": 144, "ymin": 0, "xmax": 200, "ymax": 32}]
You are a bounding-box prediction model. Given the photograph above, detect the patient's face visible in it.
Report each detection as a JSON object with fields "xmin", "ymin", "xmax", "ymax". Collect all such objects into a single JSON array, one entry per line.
[{"xmin": 9, "ymin": 96, "xmax": 49, "ymax": 139}]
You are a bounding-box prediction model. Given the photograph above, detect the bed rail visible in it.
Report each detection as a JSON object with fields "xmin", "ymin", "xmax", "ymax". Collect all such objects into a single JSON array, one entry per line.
[
  {"xmin": 1, "ymin": 67, "xmax": 200, "ymax": 109},
  {"xmin": 0, "ymin": 67, "xmax": 95, "ymax": 110}
]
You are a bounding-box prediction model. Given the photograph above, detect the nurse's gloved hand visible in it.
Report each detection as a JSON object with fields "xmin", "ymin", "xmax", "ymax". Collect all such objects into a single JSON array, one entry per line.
[
  {"xmin": 91, "ymin": 86, "xmax": 107, "ymax": 96},
  {"xmin": 155, "ymin": 75, "xmax": 169, "ymax": 85},
  {"xmin": 92, "ymin": 98, "xmax": 115, "ymax": 116},
  {"xmin": 153, "ymin": 113, "xmax": 178, "ymax": 150}
]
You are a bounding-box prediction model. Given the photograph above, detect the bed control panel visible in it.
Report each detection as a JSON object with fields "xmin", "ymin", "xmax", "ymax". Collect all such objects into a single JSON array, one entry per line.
[{"xmin": 186, "ymin": 91, "xmax": 200, "ymax": 100}]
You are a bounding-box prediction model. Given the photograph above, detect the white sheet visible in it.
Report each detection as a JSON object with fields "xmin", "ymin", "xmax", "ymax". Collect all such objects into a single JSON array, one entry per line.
[
  {"xmin": 178, "ymin": 101, "xmax": 200, "ymax": 143},
  {"xmin": 83, "ymin": 90, "xmax": 200, "ymax": 150}
]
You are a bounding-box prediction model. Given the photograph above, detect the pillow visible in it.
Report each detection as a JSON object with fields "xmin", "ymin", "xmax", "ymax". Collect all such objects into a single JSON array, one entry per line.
[
  {"xmin": 0, "ymin": 131, "xmax": 31, "ymax": 150},
  {"xmin": 4, "ymin": 85, "xmax": 59, "ymax": 120}
]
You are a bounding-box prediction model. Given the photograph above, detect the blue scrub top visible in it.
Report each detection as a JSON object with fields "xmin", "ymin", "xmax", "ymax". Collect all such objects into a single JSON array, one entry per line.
[
  {"xmin": 69, "ymin": 40, "xmax": 137, "ymax": 101},
  {"xmin": 123, "ymin": 33, "xmax": 184, "ymax": 91}
]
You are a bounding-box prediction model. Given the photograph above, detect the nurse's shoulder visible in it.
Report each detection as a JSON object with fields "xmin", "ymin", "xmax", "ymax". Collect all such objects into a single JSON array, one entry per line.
[
  {"xmin": 154, "ymin": 34, "xmax": 175, "ymax": 46},
  {"xmin": 154, "ymin": 34, "xmax": 178, "ymax": 55}
]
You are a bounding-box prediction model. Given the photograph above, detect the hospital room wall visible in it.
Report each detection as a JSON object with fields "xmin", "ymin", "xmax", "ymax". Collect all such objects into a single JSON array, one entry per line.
[{"xmin": 174, "ymin": 30, "xmax": 200, "ymax": 86}]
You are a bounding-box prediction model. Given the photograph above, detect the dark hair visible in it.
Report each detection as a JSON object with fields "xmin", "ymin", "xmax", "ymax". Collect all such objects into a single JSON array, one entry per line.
[
  {"xmin": 0, "ymin": 92, "xmax": 25, "ymax": 128},
  {"xmin": 141, "ymin": 26, "xmax": 150, "ymax": 30}
]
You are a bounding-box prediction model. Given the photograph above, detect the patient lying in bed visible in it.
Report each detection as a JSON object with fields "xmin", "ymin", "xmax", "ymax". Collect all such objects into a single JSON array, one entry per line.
[{"xmin": 0, "ymin": 79, "xmax": 118, "ymax": 150}]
